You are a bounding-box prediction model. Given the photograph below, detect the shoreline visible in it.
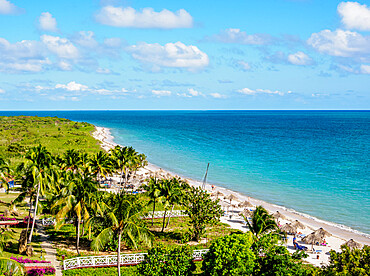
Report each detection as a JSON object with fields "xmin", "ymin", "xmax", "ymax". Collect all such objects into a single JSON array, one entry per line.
[{"xmin": 92, "ymin": 125, "xmax": 370, "ymax": 265}]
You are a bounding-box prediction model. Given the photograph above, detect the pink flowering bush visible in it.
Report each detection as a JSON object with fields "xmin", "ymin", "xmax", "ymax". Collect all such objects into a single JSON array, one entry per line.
[
  {"xmin": 0, "ymin": 214, "xmax": 16, "ymax": 221},
  {"xmin": 10, "ymin": 256, "xmax": 50, "ymax": 264},
  {"xmin": 27, "ymin": 267, "xmax": 55, "ymax": 276}
]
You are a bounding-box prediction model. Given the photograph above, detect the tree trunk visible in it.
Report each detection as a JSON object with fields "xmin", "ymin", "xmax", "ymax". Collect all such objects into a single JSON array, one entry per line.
[
  {"xmin": 120, "ymin": 168, "xmax": 123, "ymax": 186},
  {"xmin": 151, "ymin": 201, "xmax": 156, "ymax": 226},
  {"xmin": 124, "ymin": 167, "xmax": 128, "ymax": 185},
  {"xmin": 165, "ymin": 205, "xmax": 174, "ymax": 228},
  {"xmin": 26, "ymin": 195, "xmax": 32, "ymax": 239},
  {"xmin": 161, "ymin": 209, "xmax": 167, "ymax": 232},
  {"xmin": 76, "ymin": 218, "xmax": 80, "ymax": 255},
  {"xmin": 117, "ymin": 231, "xmax": 122, "ymax": 276},
  {"xmin": 28, "ymin": 182, "xmax": 41, "ymax": 244}
]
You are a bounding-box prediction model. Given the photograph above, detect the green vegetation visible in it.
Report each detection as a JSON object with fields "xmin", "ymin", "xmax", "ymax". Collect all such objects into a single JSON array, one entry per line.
[
  {"xmin": 0, "ymin": 116, "xmax": 101, "ymax": 168},
  {"xmin": 1, "ymin": 116, "xmax": 368, "ymax": 276}
]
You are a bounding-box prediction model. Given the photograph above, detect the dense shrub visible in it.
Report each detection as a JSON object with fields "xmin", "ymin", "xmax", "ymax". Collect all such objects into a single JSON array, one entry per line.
[
  {"xmin": 202, "ymin": 233, "xmax": 256, "ymax": 275},
  {"xmin": 27, "ymin": 267, "xmax": 55, "ymax": 276},
  {"xmin": 137, "ymin": 245, "xmax": 196, "ymax": 276}
]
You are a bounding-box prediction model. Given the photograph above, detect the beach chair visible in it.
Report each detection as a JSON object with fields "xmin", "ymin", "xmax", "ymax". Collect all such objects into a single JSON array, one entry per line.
[{"xmin": 295, "ymin": 243, "xmax": 308, "ymax": 251}]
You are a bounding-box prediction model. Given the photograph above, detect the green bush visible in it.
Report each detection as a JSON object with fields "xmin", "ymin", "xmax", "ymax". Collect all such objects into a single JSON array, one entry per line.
[
  {"xmin": 202, "ymin": 233, "xmax": 256, "ymax": 276},
  {"xmin": 62, "ymin": 266, "xmax": 138, "ymax": 276},
  {"xmin": 137, "ymin": 245, "xmax": 196, "ymax": 276}
]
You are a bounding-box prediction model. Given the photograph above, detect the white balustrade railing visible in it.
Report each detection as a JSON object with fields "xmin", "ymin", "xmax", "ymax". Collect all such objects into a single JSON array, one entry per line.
[
  {"xmin": 63, "ymin": 249, "xmax": 209, "ymax": 270},
  {"xmin": 141, "ymin": 210, "xmax": 187, "ymax": 219}
]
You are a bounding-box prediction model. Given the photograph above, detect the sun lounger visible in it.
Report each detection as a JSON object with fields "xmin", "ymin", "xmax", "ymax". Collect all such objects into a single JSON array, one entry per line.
[{"xmin": 295, "ymin": 243, "xmax": 308, "ymax": 251}]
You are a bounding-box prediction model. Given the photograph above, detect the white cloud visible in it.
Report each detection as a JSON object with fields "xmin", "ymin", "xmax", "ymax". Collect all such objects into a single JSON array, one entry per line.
[
  {"xmin": 360, "ymin": 64, "xmax": 370, "ymax": 74},
  {"xmin": 55, "ymin": 81, "xmax": 88, "ymax": 91},
  {"xmin": 96, "ymin": 6, "xmax": 193, "ymax": 29},
  {"xmin": 307, "ymin": 29, "xmax": 370, "ymax": 58},
  {"xmin": 207, "ymin": 28, "xmax": 272, "ymax": 45},
  {"xmin": 287, "ymin": 51, "xmax": 313, "ymax": 65},
  {"xmin": 338, "ymin": 2, "xmax": 370, "ymax": 31},
  {"xmin": 39, "ymin": 12, "xmax": 57, "ymax": 32},
  {"xmin": 238, "ymin": 61, "xmax": 251, "ymax": 70},
  {"xmin": 127, "ymin": 42, "xmax": 209, "ymax": 71},
  {"xmin": 96, "ymin": 67, "xmax": 111, "ymax": 74},
  {"xmin": 0, "ymin": 0, "xmax": 19, "ymax": 15},
  {"xmin": 238, "ymin": 88, "xmax": 285, "ymax": 96},
  {"xmin": 210, "ymin": 93, "xmax": 226, "ymax": 99},
  {"xmin": 188, "ymin": 88, "xmax": 200, "ymax": 96},
  {"xmin": 73, "ymin": 31, "xmax": 98, "ymax": 49},
  {"xmin": 41, "ymin": 35, "xmax": 79, "ymax": 59},
  {"xmin": 152, "ymin": 90, "xmax": 171, "ymax": 97},
  {"xmin": 0, "ymin": 88, "xmax": 5, "ymax": 93},
  {"xmin": 58, "ymin": 60, "xmax": 72, "ymax": 71}
]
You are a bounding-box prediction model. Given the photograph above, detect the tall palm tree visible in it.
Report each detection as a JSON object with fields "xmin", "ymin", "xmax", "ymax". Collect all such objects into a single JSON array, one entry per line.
[
  {"xmin": 110, "ymin": 146, "xmax": 139, "ymax": 185},
  {"xmin": 52, "ymin": 172, "xmax": 102, "ymax": 255},
  {"xmin": 24, "ymin": 145, "xmax": 53, "ymax": 243},
  {"xmin": 244, "ymin": 206, "xmax": 278, "ymax": 238},
  {"xmin": 61, "ymin": 149, "xmax": 83, "ymax": 173},
  {"xmin": 89, "ymin": 151, "xmax": 112, "ymax": 181},
  {"xmin": 143, "ymin": 177, "xmax": 162, "ymax": 226},
  {"xmin": 159, "ymin": 178, "xmax": 182, "ymax": 232},
  {"xmin": 91, "ymin": 193, "xmax": 152, "ymax": 276}
]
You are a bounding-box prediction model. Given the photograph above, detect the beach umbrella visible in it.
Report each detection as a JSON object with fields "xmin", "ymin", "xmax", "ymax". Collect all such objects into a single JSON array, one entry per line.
[
  {"xmin": 343, "ymin": 239, "xmax": 362, "ymax": 250},
  {"xmin": 212, "ymin": 191, "xmax": 224, "ymax": 198},
  {"xmin": 238, "ymin": 201, "xmax": 253, "ymax": 208},
  {"xmin": 291, "ymin": 220, "xmax": 305, "ymax": 229},
  {"xmin": 273, "ymin": 211, "xmax": 286, "ymax": 220},
  {"xmin": 302, "ymin": 232, "xmax": 323, "ymax": 245},
  {"xmin": 280, "ymin": 223, "xmax": 297, "ymax": 234},
  {"xmin": 224, "ymin": 194, "xmax": 239, "ymax": 203},
  {"xmin": 313, "ymin": 227, "xmax": 332, "ymax": 238},
  {"xmin": 239, "ymin": 209, "xmax": 253, "ymax": 218}
]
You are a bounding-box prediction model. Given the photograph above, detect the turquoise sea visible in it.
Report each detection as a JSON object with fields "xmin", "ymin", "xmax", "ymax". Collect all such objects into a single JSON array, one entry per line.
[{"xmin": 1, "ymin": 111, "xmax": 369, "ymax": 235}]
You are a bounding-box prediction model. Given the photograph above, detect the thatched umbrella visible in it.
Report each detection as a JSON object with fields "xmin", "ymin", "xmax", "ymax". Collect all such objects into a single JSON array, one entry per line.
[
  {"xmin": 280, "ymin": 223, "xmax": 297, "ymax": 234},
  {"xmin": 238, "ymin": 201, "xmax": 253, "ymax": 208},
  {"xmin": 212, "ymin": 191, "xmax": 224, "ymax": 198},
  {"xmin": 224, "ymin": 194, "xmax": 239, "ymax": 203},
  {"xmin": 343, "ymin": 239, "xmax": 362, "ymax": 250},
  {"xmin": 273, "ymin": 211, "xmax": 286, "ymax": 220},
  {"xmin": 313, "ymin": 227, "xmax": 332, "ymax": 238},
  {"xmin": 291, "ymin": 220, "xmax": 305, "ymax": 229},
  {"xmin": 302, "ymin": 232, "xmax": 323, "ymax": 249},
  {"xmin": 239, "ymin": 209, "xmax": 253, "ymax": 218}
]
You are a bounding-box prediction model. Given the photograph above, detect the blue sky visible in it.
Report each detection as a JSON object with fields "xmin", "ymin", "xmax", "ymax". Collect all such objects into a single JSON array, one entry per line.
[{"xmin": 0, "ymin": 0, "xmax": 369, "ymax": 110}]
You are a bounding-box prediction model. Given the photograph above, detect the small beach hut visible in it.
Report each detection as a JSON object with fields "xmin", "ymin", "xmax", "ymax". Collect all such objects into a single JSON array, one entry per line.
[
  {"xmin": 224, "ymin": 194, "xmax": 239, "ymax": 204},
  {"xmin": 343, "ymin": 239, "xmax": 362, "ymax": 250},
  {"xmin": 313, "ymin": 227, "xmax": 332, "ymax": 238},
  {"xmin": 291, "ymin": 220, "xmax": 305, "ymax": 229},
  {"xmin": 280, "ymin": 223, "xmax": 297, "ymax": 234},
  {"xmin": 273, "ymin": 211, "xmax": 286, "ymax": 224},
  {"xmin": 238, "ymin": 201, "xmax": 253, "ymax": 208}
]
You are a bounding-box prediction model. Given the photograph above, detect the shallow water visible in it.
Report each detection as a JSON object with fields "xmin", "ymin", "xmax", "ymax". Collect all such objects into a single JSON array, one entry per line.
[{"xmin": 2, "ymin": 110, "xmax": 369, "ymax": 234}]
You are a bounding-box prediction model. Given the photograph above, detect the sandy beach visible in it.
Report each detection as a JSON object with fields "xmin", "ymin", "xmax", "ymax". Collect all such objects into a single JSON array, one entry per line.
[{"xmin": 93, "ymin": 126, "xmax": 370, "ymax": 266}]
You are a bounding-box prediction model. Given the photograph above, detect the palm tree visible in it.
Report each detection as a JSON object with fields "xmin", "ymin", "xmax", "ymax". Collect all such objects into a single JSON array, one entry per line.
[
  {"xmin": 91, "ymin": 193, "xmax": 152, "ymax": 276},
  {"xmin": 0, "ymin": 157, "xmax": 10, "ymax": 190},
  {"xmin": 89, "ymin": 151, "xmax": 112, "ymax": 182},
  {"xmin": 110, "ymin": 146, "xmax": 138, "ymax": 185},
  {"xmin": 244, "ymin": 206, "xmax": 278, "ymax": 238},
  {"xmin": 52, "ymin": 172, "xmax": 102, "ymax": 254},
  {"xmin": 143, "ymin": 177, "xmax": 162, "ymax": 226},
  {"xmin": 24, "ymin": 145, "xmax": 53, "ymax": 243},
  {"xmin": 159, "ymin": 178, "xmax": 182, "ymax": 232},
  {"xmin": 61, "ymin": 149, "xmax": 83, "ymax": 173}
]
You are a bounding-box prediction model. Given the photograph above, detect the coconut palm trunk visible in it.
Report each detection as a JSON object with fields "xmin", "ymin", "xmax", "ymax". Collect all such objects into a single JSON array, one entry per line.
[
  {"xmin": 124, "ymin": 167, "xmax": 128, "ymax": 185},
  {"xmin": 76, "ymin": 218, "xmax": 80, "ymax": 255},
  {"xmin": 161, "ymin": 209, "xmax": 167, "ymax": 232},
  {"xmin": 28, "ymin": 181, "xmax": 41, "ymax": 244},
  {"xmin": 165, "ymin": 205, "xmax": 174, "ymax": 228},
  {"xmin": 117, "ymin": 231, "xmax": 122, "ymax": 276},
  {"xmin": 26, "ymin": 195, "xmax": 33, "ymax": 238},
  {"xmin": 151, "ymin": 201, "xmax": 156, "ymax": 226}
]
